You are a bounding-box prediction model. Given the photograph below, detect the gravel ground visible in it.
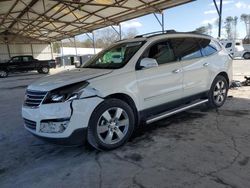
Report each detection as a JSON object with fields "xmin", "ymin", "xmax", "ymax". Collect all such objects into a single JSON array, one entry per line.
[{"xmin": 0, "ymin": 60, "xmax": 250, "ymax": 188}]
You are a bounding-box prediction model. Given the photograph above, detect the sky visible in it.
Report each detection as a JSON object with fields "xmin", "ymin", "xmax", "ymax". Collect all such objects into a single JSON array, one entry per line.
[{"xmin": 76, "ymin": 0, "xmax": 250, "ymax": 41}]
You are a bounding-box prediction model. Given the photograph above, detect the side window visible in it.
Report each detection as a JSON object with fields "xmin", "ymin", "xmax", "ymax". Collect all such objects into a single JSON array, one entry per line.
[
  {"xmin": 200, "ymin": 39, "xmax": 218, "ymax": 56},
  {"xmin": 23, "ymin": 56, "xmax": 33, "ymax": 62},
  {"xmin": 170, "ymin": 38, "xmax": 202, "ymax": 61},
  {"xmin": 225, "ymin": 43, "xmax": 232, "ymax": 48},
  {"xmin": 11, "ymin": 57, "xmax": 22, "ymax": 62},
  {"xmin": 147, "ymin": 41, "xmax": 176, "ymax": 65},
  {"xmin": 23, "ymin": 57, "xmax": 29, "ymax": 62}
]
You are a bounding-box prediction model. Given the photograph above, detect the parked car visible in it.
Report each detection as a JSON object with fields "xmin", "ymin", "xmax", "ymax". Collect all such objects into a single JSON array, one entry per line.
[
  {"xmin": 220, "ymin": 39, "xmax": 250, "ymax": 59},
  {"xmin": 22, "ymin": 31, "xmax": 232, "ymax": 150},
  {"xmin": 0, "ymin": 55, "xmax": 56, "ymax": 78}
]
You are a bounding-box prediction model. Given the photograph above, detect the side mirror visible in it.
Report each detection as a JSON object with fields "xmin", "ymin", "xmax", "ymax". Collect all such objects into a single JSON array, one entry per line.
[{"xmin": 139, "ymin": 58, "xmax": 158, "ymax": 69}]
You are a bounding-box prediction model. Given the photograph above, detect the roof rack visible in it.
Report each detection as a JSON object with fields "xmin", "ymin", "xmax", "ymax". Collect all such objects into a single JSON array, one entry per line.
[
  {"xmin": 134, "ymin": 30, "xmax": 177, "ymax": 38},
  {"xmin": 134, "ymin": 30, "xmax": 211, "ymax": 38}
]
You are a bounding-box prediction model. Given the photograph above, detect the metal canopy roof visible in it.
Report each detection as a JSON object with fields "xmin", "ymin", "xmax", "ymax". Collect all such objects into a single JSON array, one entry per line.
[{"xmin": 0, "ymin": 0, "xmax": 194, "ymax": 42}]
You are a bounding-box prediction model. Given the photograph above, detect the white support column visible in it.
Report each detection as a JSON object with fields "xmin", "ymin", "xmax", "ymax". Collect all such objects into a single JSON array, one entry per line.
[
  {"xmin": 6, "ymin": 43, "xmax": 11, "ymax": 59},
  {"xmin": 92, "ymin": 32, "xmax": 96, "ymax": 54},
  {"xmin": 30, "ymin": 44, "xmax": 34, "ymax": 57},
  {"xmin": 119, "ymin": 24, "xmax": 122, "ymax": 40},
  {"xmin": 61, "ymin": 40, "xmax": 65, "ymax": 68},
  {"xmin": 74, "ymin": 36, "xmax": 78, "ymax": 56},
  {"xmin": 50, "ymin": 43, "xmax": 54, "ymax": 59}
]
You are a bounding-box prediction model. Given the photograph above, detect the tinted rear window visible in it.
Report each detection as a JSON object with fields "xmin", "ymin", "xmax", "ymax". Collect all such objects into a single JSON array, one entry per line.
[{"xmin": 169, "ymin": 37, "xmax": 202, "ymax": 61}]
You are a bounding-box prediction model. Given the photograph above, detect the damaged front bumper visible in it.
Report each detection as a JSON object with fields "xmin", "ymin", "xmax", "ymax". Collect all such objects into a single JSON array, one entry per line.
[{"xmin": 22, "ymin": 97, "xmax": 103, "ymax": 144}]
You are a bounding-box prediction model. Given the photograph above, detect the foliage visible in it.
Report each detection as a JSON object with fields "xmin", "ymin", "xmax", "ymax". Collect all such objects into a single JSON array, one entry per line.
[
  {"xmin": 224, "ymin": 16, "xmax": 238, "ymax": 39},
  {"xmin": 240, "ymin": 14, "xmax": 250, "ymax": 43},
  {"xmin": 195, "ymin": 23, "xmax": 213, "ymax": 35},
  {"xmin": 58, "ymin": 27, "xmax": 138, "ymax": 49},
  {"xmin": 52, "ymin": 42, "xmax": 60, "ymax": 53}
]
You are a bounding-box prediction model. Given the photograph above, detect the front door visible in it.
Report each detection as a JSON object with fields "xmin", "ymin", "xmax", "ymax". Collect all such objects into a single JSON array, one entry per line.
[{"xmin": 136, "ymin": 40, "xmax": 183, "ymax": 113}]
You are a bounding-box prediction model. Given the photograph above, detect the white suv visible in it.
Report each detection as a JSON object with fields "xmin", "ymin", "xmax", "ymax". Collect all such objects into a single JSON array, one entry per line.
[{"xmin": 22, "ymin": 32, "xmax": 232, "ymax": 150}]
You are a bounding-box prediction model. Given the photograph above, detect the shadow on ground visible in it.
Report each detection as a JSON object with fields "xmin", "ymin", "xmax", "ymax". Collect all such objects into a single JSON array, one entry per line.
[{"xmin": 1, "ymin": 75, "xmax": 250, "ymax": 188}]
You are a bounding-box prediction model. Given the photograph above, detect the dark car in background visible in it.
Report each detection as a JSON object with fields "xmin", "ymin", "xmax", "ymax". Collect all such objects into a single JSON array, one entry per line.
[{"xmin": 0, "ymin": 55, "xmax": 56, "ymax": 78}]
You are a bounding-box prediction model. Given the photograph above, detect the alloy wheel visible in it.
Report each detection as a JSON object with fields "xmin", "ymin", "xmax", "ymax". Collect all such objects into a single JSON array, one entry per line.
[
  {"xmin": 42, "ymin": 67, "xmax": 48, "ymax": 73},
  {"xmin": 97, "ymin": 107, "xmax": 129, "ymax": 145},
  {"xmin": 0, "ymin": 71, "xmax": 7, "ymax": 77},
  {"xmin": 213, "ymin": 80, "xmax": 227, "ymax": 105}
]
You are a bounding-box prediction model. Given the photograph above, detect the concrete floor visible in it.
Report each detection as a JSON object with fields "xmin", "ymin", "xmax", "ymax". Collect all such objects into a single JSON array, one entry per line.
[{"xmin": 0, "ymin": 60, "xmax": 250, "ymax": 188}]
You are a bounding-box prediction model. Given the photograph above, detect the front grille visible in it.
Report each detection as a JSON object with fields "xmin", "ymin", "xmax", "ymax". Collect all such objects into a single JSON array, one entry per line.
[
  {"xmin": 24, "ymin": 118, "xmax": 36, "ymax": 130},
  {"xmin": 24, "ymin": 90, "xmax": 47, "ymax": 107}
]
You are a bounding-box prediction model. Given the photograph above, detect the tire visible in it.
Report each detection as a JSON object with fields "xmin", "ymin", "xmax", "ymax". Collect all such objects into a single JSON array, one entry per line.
[
  {"xmin": 0, "ymin": 70, "xmax": 8, "ymax": 78},
  {"xmin": 87, "ymin": 98, "xmax": 135, "ymax": 150},
  {"xmin": 243, "ymin": 52, "xmax": 250, "ymax": 59},
  {"xmin": 207, "ymin": 75, "xmax": 229, "ymax": 108},
  {"xmin": 39, "ymin": 66, "xmax": 50, "ymax": 74}
]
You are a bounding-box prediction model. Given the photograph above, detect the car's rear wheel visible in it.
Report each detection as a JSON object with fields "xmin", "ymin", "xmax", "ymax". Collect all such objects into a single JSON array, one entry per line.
[
  {"xmin": 207, "ymin": 75, "xmax": 229, "ymax": 108},
  {"xmin": 39, "ymin": 66, "xmax": 50, "ymax": 74},
  {"xmin": 87, "ymin": 99, "xmax": 135, "ymax": 150},
  {"xmin": 243, "ymin": 52, "xmax": 250, "ymax": 59},
  {"xmin": 0, "ymin": 70, "xmax": 8, "ymax": 78}
]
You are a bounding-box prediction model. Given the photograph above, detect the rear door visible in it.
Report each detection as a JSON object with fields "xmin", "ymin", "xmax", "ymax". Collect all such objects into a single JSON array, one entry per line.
[
  {"xmin": 136, "ymin": 40, "xmax": 183, "ymax": 112},
  {"xmin": 169, "ymin": 37, "xmax": 210, "ymax": 97},
  {"xmin": 20, "ymin": 56, "xmax": 35, "ymax": 70}
]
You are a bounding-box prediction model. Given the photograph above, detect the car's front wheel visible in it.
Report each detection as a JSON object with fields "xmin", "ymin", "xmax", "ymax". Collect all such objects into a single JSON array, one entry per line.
[
  {"xmin": 207, "ymin": 75, "xmax": 229, "ymax": 108},
  {"xmin": 87, "ymin": 99, "xmax": 135, "ymax": 150},
  {"xmin": 0, "ymin": 70, "xmax": 8, "ymax": 78}
]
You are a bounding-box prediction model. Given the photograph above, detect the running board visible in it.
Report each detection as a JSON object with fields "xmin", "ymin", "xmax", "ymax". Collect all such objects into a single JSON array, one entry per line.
[{"xmin": 146, "ymin": 99, "xmax": 208, "ymax": 124}]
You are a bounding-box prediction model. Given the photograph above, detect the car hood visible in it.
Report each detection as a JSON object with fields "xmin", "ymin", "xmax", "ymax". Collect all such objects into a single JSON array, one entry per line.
[{"xmin": 28, "ymin": 68, "xmax": 112, "ymax": 91}]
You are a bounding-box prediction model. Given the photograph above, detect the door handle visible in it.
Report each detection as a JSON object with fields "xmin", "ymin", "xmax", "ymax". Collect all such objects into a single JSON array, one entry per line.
[
  {"xmin": 172, "ymin": 69, "xmax": 181, "ymax": 74},
  {"xmin": 203, "ymin": 63, "xmax": 209, "ymax": 67}
]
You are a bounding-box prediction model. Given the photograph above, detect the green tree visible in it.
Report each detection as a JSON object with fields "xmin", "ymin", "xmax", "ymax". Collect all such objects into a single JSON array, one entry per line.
[
  {"xmin": 240, "ymin": 14, "xmax": 250, "ymax": 38},
  {"xmin": 195, "ymin": 24, "xmax": 213, "ymax": 35},
  {"xmin": 52, "ymin": 42, "xmax": 60, "ymax": 53},
  {"xmin": 224, "ymin": 16, "xmax": 238, "ymax": 39},
  {"xmin": 195, "ymin": 26, "xmax": 208, "ymax": 34}
]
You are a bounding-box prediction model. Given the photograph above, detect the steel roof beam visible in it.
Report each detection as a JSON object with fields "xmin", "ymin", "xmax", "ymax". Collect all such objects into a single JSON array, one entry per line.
[{"xmin": 8, "ymin": 0, "xmax": 39, "ymax": 29}]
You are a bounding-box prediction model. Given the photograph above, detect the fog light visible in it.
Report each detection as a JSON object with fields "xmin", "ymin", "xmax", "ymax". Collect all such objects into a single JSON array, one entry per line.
[{"xmin": 40, "ymin": 119, "xmax": 69, "ymax": 133}]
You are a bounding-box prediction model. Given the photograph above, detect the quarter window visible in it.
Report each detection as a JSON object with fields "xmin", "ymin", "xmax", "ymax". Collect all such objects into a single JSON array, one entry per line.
[
  {"xmin": 169, "ymin": 38, "xmax": 202, "ymax": 61},
  {"xmin": 200, "ymin": 39, "xmax": 218, "ymax": 56},
  {"xmin": 147, "ymin": 41, "xmax": 176, "ymax": 65}
]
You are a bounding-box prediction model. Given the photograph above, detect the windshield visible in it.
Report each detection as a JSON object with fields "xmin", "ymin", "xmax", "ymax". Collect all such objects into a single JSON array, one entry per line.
[{"xmin": 83, "ymin": 41, "xmax": 145, "ymax": 69}]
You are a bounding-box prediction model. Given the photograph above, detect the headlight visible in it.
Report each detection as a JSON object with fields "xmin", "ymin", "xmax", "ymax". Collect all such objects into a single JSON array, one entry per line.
[{"xmin": 43, "ymin": 81, "xmax": 89, "ymax": 104}]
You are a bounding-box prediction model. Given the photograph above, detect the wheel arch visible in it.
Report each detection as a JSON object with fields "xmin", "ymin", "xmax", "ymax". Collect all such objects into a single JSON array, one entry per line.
[
  {"xmin": 105, "ymin": 93, "xmax": 140, "ymax": 126},
  {"xmin": 217, "ymin": 71, "xmax": 229, "ymax": 86}
]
